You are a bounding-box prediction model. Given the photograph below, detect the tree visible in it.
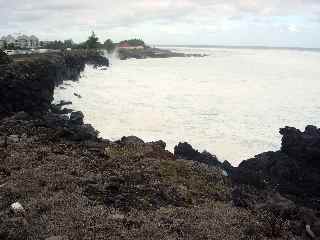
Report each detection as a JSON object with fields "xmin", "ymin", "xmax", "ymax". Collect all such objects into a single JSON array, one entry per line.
[
  {"xmin": 85, "ymin": 31, "xmax": 101, "ymax": 49},
  {"xmin": 64, "ymin": 39, "xmax": 74, "ymax": 49},
  {"xmin": 45, "ymin": 40, "xmax": 65, "ymax": 50},
  {"xmin": 119, "ymin": 39, "xmax": 145, "ymax": 47},
  {"xmin": 103, "ymin": 39, "xmax": 115, "ymax": 53},
  {"xmin": 1, "ymin": 42, "xmax": 7, "ymax": 50},
  {"xmin": 7, "ymin": 43, "xmax": 17, "ymax": 50}
]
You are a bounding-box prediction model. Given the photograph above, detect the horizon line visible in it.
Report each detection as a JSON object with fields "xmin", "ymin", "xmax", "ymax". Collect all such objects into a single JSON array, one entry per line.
[{"xmin": 154, "ymin": 44, "xmax": 320, "ymax": 51}]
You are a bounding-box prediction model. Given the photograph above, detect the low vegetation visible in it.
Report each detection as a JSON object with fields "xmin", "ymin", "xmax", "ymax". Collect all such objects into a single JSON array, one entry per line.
[{"xmin": 0, "ymin": 114, "xmax": 296, "ymax": 239}]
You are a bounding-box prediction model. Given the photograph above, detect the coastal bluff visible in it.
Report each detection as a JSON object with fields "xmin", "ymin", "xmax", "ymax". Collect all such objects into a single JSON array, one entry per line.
[{"xmin": 0, "ymin": 50, "xmax": 108, "ymax": 118}]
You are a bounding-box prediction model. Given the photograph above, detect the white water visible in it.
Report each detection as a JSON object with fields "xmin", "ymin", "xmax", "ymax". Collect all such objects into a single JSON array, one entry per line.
[{"xmin": 54, "ymin": 47, "xmax": 320, "ymax": 166}]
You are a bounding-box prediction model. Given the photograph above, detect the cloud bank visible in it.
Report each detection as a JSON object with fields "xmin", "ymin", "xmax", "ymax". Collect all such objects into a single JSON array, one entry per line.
[{"xmin": 1, "ymin": 0, "xmax": 320, "ymax": 47}]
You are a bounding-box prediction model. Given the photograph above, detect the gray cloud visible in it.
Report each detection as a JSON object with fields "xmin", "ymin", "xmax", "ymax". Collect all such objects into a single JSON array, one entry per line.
[{"xmin": 1, "ymin": 0, "xmax": 320, "ymax": 46}]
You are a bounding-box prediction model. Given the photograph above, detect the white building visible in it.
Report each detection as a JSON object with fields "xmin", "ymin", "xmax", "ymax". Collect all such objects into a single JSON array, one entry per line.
[
  {"xmin": 0, "ymin": 34, "xmax": 40, "ymax": 49},
  {"xmin": 16, "ymin": 35, "xmax": 29, "ymax": 48},
  {"xmin": 29, "ymin": 35, "xmax": 39, "ymax": 48}
]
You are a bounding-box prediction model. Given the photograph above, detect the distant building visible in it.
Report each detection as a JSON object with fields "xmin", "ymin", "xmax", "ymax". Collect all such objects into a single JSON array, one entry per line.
[
  {"xmin": 0, "ymin": 34, "xmax": 40, "ymax": 49},
  {"xmin": 16, "ymin": 35, "xmax": 29, "ymax": 48},
  {"xmin": 2, "ymin": 35, "xmax": 15, "ymax": 46},
  {"xmin": 29, "ymin": 35, "xmax": 39, "ymax": 48}
]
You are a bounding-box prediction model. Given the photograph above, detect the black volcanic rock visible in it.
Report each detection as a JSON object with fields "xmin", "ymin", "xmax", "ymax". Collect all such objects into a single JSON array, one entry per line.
[
  {"xmin": 0, "ymin": 50, "xmax": 11, "ymax": 65},
  {"xmin": 280, "ymin": 125, "xmax": 320, "ymax": 167},
  {"xmin": 0, "ymin": 50, "xmax": 108, "ymax": 119},
  {"xmin": 174, "ymin": 142, "xmax": 221, "ymax": 166},
  {"xmin": 67, "ymin": 124, "xmax": 98, "ymax": 141},
  {"xmin": 231, "ymin": 125, "xmax": 320, "ymax": 210},
  {"xmin": 55, "ymin": 100, "xmax": 73, "ymax": 108},
  {"xmin": 118, "ymin": 48, "xmax": 206, "ymax": 60},
  {"xmin": 41, "ymin": 112, "xmax": 69, "ymax": 129},
  {"xmin": 118, "ymin": 136, "xmax": 145, "ymax": 145},
  {"xmin": 50, "ymin": 104, "xmax": 73, "ymax": 115},
  {"xmin": 69, "ymin": 111, "xmax": 84, "ymax": 125},
  {"xmin": 73, "ymin": 93, "xmax": 82, "ymax": 98}
]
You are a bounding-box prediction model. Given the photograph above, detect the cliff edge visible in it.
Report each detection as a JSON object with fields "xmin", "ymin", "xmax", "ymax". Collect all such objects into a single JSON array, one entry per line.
[{"xmin": 0, "ymin": 50, "xmax": 108, "ymax": 119}]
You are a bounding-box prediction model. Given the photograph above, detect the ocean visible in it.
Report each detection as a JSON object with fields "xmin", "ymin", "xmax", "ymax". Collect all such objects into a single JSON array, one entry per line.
[{"xmin": 54, "ymin": 47, "xmax": 320, "ymax": 166}]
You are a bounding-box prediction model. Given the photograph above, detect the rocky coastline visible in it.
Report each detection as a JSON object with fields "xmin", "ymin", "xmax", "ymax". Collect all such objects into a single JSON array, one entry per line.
[
  {"xmin": 0, "ymin": 50, "xmax": 319, "ymax": 239},
  {"xmin": 117, "ymin": 47, "xmax": 206, "ymax": 60},
  {"xmin": 0, "ymin": 50, "xmax": 108, "ymax": 119}
]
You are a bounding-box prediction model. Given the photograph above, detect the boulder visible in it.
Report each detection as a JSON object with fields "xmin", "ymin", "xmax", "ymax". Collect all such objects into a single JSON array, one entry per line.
[
  {"xmin": 73, "ymin": 93, "xmax": 82, "ymax": 98},
  {"xmin": 152, "ymin": 140, "xmax": 166, "ymax": 150},
  {"xmin": 174, "ymin": 142, "xmax": 221, "ymax": 166},
  {"xmin": 67, "ymin": 124, "xmax": 98, "ymax": 141},
  {"xmin": 280, "ymin": 125, "xmax": 320, "ymax": 167},
  {"xmin": 232, "ymin": 125, "xmax": 320, "ymax": 210},
  {"xmin": 69, "ymin": 111, "xmax": 84, "ymax": 125},
  {"xmin": 42, "ymin": 113, "xmax": 69, "ymax": 129},
  {"xmin": 119, "ymin": 136, "xmax": 144, "ymax": 145}
]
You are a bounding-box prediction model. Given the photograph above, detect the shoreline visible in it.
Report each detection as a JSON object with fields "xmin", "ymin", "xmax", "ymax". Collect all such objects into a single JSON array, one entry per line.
[
  {"xmin": 117, "ymin": 47, "xmax": 207, "ymax": 60},
  {"xmin": 1, "ymin": 49, "xmax": 320, "ymax": 239}
]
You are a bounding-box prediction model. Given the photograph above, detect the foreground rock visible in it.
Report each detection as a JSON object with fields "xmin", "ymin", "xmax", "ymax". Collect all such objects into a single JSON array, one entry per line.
[
  {"xmin": 229, "ymin": 125, "xmax": 320, "ymax": 211},
  {"xmin": 174, "ymin": 142, "xmax": 221, "ymax": 167},
  {"xmin": 222, "ymin": 125, "xmax": 320, "ymax": 240},
  {"xmin": 0, "ymin": 113, "xmax": 299, "ymax": 239}
]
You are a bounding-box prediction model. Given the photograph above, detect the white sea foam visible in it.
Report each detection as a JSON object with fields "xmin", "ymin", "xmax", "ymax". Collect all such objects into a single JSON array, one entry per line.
[{"xmin": 54, "ymin": 47, "xmax": 320, "ymax": 166}]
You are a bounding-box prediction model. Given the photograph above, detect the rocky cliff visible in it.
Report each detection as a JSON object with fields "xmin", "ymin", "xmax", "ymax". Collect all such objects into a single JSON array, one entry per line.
[{"xmin": 0, "ymin": 50, "xmax": 108, "ymax": 118}]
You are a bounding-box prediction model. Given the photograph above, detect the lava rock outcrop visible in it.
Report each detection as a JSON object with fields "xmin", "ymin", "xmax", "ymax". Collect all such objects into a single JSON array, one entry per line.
[
  {"xmin": 230, "ymin": 125, "xmax": 320, "ymax": 210},
  {"xmin": 0, "ymin": 50, "xmax": 108, "ymax": 119},
  {"xmin": 174, "ymin": 142, "xmax": 221, "ymax": 167}
]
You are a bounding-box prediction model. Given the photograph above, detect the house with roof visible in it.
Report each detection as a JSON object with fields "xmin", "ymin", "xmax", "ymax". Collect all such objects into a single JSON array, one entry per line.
[
  {"xmin": 16, "ymin": 35, "xmax": 29, "ymax": 48},
  {"xmin": 29, "ymin": 35, "xmax": 39, "ymax": 48},
  {"xmin": 0, "ymin": 34, "xmax": 40, "ymax": 49}
]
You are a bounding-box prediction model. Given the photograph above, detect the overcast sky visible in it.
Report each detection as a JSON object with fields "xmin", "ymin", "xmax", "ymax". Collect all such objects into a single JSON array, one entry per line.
[{"xmin": 1, "ymin": 0, "xmax": 320, "ymax": 47}]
